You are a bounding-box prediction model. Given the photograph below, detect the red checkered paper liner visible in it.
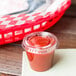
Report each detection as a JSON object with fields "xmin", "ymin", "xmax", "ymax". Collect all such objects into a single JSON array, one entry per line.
[{"xmin": 0, "ymin": 0, "xmax": 71, "ymax": 45}]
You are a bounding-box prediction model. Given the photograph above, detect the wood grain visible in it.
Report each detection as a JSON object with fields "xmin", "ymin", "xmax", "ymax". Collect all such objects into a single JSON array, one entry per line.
[
  {"xmin": 0, "ymin": 45, "xmax": 23, "ymax": 76},
  {"xmin": 46, "ymin": 16, "xmax": 76, "ymax": 48},
  {"xmin": 0, "ymin": 73, "xmax": 16, "ymax": 76}
]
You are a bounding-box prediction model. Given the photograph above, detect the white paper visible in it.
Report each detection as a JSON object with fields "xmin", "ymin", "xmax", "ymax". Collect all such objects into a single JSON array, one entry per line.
[
  {"xmin": 22, "ymin": 49, "xmax": 76, "ymax": 76},
  {"xmin": 0, "ymin": 0, "xmax": 28, "ymax": 16},
  {"xmin": 0, "ymin": 0, "xmax": 53, "ymax": 16}
]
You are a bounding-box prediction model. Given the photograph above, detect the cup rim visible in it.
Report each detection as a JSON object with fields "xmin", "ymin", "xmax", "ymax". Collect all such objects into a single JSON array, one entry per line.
[{"xmin": 22, "ymin": 31, "xmax": 58, "ymax": 50}]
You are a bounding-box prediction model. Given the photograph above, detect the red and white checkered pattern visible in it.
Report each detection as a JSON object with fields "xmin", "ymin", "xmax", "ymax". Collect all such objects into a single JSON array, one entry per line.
[{"xmin": 0, "ymin": 0, "xmax": 71, "ymax": 45}]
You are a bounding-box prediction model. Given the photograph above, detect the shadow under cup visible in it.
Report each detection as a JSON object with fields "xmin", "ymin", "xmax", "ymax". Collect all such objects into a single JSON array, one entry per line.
[{"xmin": 22, "ymin": 32, "xmax": 58, "ymax": 72}]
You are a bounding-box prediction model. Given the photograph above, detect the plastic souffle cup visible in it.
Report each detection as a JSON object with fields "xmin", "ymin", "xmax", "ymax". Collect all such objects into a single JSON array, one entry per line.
[{"xmin": 22, "ymin": 31, "xmax": 58, "ymax": 72}]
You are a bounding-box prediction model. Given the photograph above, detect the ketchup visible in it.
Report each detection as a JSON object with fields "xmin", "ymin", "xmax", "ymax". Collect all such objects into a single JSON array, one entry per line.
[{"xmin": 26, "ymin": 36, "xmax": 55, "ymax": 71}]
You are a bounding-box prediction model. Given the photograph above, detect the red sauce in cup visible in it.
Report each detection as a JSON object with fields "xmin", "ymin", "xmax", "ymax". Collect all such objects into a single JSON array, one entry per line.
[{"xmin": 26, "ymin": 35, "xmax": 55, "ymax": 71}]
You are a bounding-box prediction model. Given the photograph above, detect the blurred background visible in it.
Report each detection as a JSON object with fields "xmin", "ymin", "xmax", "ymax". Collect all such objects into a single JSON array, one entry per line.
[
  {"xmin": 64, "ymin": 0, "xmax": 76, "ymax": 17},
  {"xmin": 71, "ymin": 0, "xmax": 76, "ymax": 4}
]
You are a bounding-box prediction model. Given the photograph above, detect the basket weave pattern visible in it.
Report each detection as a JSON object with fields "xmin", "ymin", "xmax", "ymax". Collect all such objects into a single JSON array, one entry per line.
[{"xmin": 0, "ymin": 0, "xmax": 71, "ymax": 45}]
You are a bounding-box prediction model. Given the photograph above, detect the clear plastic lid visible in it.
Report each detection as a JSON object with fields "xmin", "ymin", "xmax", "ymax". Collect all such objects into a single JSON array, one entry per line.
[{"xmin": 22, "ymin": 31, "xmax": 58, "ymax": 54}]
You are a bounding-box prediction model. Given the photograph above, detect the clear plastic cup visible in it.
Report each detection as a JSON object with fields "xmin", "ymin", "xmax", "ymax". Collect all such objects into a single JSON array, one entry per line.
[{"xmin": 22, "ymin": 31, "xmax": 58, "ymax": 72}]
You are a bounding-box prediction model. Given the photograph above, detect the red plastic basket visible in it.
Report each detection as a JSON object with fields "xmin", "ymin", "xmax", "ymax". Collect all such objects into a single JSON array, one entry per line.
[{"xmin": 0, "ymin": 0, "xmax": 71, "ymax": 45}]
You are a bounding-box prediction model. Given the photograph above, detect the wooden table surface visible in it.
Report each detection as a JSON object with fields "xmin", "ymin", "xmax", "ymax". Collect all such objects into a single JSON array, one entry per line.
[
  {"xmin": 47, "ymin": 16, "xmax": 76, "ymax": 48},
  {"xmin": 0, "ymin": 14, "xmax": 76, "ymax": 76}
]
